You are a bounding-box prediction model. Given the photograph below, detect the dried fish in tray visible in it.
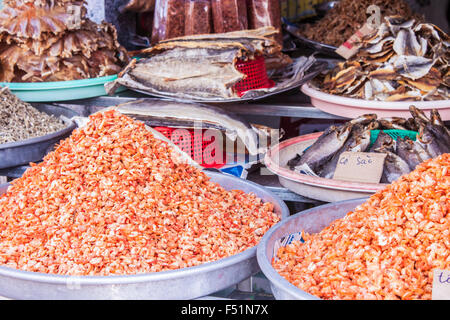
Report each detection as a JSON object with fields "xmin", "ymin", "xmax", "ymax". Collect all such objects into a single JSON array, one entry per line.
[
  {"xmin": 0, "ymin": 87, "xmax": 78, "ymax": 169},
  {"xmin": 106, "ymin": 27, "xmax": 322, "ymax": 102},
  {"xmin": 0, "ymin": 87, "xmax": 67, "ymax": 144},
  {"xmin": 288, "ymin": 107, "xmax": 450, "ymax": 184},
  {"xmin": 315, "ymin": 16, "xmax": 450, "ymax": 102}
]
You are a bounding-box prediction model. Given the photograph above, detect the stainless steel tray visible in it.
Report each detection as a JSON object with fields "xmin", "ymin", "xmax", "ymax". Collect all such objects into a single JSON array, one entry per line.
[
  {"xmin": 257, "ymin": 198, "xmax": 367, "ymax": 300},
  {"xmin": 0, "ymin": 171, "xmax": 289, "ymax": 300},
  {"xmin": 0, "ymin": 104, "xmax": 78, "ymax": 169}
]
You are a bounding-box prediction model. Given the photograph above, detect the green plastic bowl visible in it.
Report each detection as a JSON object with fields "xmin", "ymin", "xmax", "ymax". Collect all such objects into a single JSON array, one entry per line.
[
  {"xmin": 369, "ymin": 129, "xmax": 418, "ymax": 147},
  {"xmin": 0, "ymin": 74, "xmax": 125, "ymax": 102}
]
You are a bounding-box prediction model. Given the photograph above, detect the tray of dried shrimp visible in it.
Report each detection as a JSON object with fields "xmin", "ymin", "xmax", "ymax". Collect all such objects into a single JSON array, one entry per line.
[{"xmin": 0, "ymin": 171, "xmax": 288, "ymax": 300}]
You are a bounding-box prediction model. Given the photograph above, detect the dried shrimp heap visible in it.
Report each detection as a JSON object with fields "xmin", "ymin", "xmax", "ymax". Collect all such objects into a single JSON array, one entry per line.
[
  {"xmin": 317, "ymin": 16, "xmax": 450, "ymax": 101},
  {"xmin": 274, "ymin": 154, "xmax": 450, "ymax": 300},
  {"xmin": 0, "ymin": 0, "xmax": 130, "ymax": 82},
  {"xmin": 298, "ymin": 0, "xmax": 421, "ymax": 47},
  {"xmin": 0, "ymin": 87, "xmax": 67, "ymax": 144},
  {"xmin": 0, "ymin": 110, "xmax": 280, "ymax": 276}
]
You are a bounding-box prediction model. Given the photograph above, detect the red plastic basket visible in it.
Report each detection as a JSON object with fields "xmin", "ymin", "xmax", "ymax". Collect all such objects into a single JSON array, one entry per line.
[
  {"xmin": 233, "ymin": 55, "xmax": 275, "ymax": 97},
  {"xmin": 153, "ymin": 127, "xmax": 225, "ymax": 168}
]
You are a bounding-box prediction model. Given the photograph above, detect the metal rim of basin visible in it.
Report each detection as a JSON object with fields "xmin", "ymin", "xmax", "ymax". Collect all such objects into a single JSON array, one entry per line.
[{"xmin": 256, "ymin": 198, "xmax": 368, "ymax": 300}]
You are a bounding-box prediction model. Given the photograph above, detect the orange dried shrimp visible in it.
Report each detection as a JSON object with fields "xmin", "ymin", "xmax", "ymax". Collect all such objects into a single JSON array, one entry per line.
[
  {"xmin": 274, "ymin": 154, "xmax": 449, "ymax": 300},
  {"xmin": 0, "ymin": 110, "xmax": 279, "ymax": 276}
]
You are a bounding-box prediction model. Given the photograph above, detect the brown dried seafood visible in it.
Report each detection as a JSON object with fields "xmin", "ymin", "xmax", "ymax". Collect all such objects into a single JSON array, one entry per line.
[
  {"xmin": 0, "ymin": 87, "xmax": 67, "ymax": 144},
  {"xmin": 106, "ymin": 27, "xmax": 293, "ymax": 100},
  {"xmin": 0, "ymin": 1, "xmax": 129, "ymax": 82},
  {"xmin": 317, "ymin": 17, "xmax": 450, "ymax": 101}
]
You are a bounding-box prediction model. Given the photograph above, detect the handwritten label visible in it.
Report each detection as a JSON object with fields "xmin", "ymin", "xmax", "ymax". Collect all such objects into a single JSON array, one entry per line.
[
  {"xmin": 335, "ymin": 23, "xmax": 376, "ymax": 59},
  {"xmin": 333, "ymin": 152, "xmax": 386, "ymax": 183},
  {"xmin": 433, "ymin": 269, "xmax": 450, "ymax": 300}
]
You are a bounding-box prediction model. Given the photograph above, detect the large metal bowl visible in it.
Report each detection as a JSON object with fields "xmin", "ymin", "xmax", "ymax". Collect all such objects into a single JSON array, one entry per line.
[
  {"xmin": 0, "ymin": 104, "xmax": 78, "ymax": 169},
  {"xmin": 257, "ymin": 198, "xmax": 367, "ymax": 300},
  {"xmin": 0, "ymin": 171, "xmax": 289, "ymax": 300}
]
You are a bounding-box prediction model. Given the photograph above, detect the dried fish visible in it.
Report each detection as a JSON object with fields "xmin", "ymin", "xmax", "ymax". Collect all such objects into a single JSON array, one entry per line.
[
  {"xmin": 0, "ymin": 87, "xmax": 67, "ymax": 144},
  {"xmin": 292, "ymin": 123, "xmax": 353, "ymax": 173},
  {"xmin": 0, "ymin": 1, "xmax": 129, "ymax": 82},
  {"xmin": 317, "ymin": 17, "xmax": 449, "ymax": 101},
  {"xmin": 108, "ymin": 99, "xmax": 262, "ymax": 155},
  {"xmin": 288, "ymin": 108, "xmax": 448, "ymax": 183}
]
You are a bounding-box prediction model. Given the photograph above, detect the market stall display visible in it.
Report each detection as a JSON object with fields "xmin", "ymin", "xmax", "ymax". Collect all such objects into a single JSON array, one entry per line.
[
  {"xmin": 0, "ymin": 109, "xmax": 287, "ymax": 298},
  {"xmin": 293, "ymin": 0, "xmax": 421, "ymax": 48},
  {"xmin": 260, "ymin": 153, "xmax": 449, "ymax": 300},
  {"xmin": 107, "ymin": 27, "xmax": 324, "ymax": 102},
  {"xmin": 0, "ymin": 87, "xmax": 77, "ymax": 169},
  {"xmin": 287, "ymin": 107, "xmax": 449, "ymax": 183},
  {"xmin": 0, "ymin": 0, "xmax": 130, "ymax": 100}
]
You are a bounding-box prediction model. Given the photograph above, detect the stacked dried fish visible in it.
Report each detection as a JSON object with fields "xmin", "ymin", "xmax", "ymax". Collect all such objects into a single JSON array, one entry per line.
[
  {"xmin": 317, "ymin": 16, "xmax": 449, "ymax": 101},
  {"xmin": 106, "ymin": 27, "xmax": 294, "ymax": 100},
  {"xmin": 0, "ymin": 87, "xmax": 67, "ymax": 144},
  {"xmin": 0, "ymin": 0, "xmax": 130, "ymax": 82},
  {"xmin": 288, "ymin": 106, "xmax": 450, "ymax": 183}
]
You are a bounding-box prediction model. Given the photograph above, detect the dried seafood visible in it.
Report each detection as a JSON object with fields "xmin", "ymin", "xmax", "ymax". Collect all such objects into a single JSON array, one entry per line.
[
  {"xmin": 275, "ymin": 153, "xmax": 449, "ymax": 300},
  {"xmin": 288, "ymin": 107, "xmax": 450, "ymax": 183},
  {"xmin": 0, "ymin": 0, "xmax": 129, "ymax": 82},
  {"xmin": 0, "ymin": 110, "xmax": 280, "ymax": 275},
  {"xmin": 316, "ymin": 16, "xmax": 450, "ymax": 101},
  {"xmin": 106, "ymin": 27, "xmax": 294, "ymax": 100},
  {"xmin": 297, "ymin": 0, "xmax": 421, "ymax": 47},
  {"xmin": 0, "ymin": 87, "xmax": 67, "ymax": 144}
]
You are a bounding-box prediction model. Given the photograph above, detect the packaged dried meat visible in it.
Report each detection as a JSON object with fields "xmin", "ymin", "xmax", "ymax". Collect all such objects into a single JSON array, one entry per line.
[
  {"xmin": 211, "ymin": 0, "xmax": 248, "ymax": 34},
  {"xmin": 151, "ymin": 0, "xmax": 185, "ymax": 44},
  {"xmin": 185, "ymin": 0, "xmax": 212, "ymax": 35},
  {"xmin": 247, "ymin": 0, "xmax": 282, "ymax": 44}
]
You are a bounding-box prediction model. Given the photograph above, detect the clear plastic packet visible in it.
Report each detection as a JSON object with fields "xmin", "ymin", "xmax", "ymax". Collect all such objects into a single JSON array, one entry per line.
[
  {"xmin": 185, "ymin": 0, "xmax": 212, "ymax": 35},
  {"xmin": 247, "ymin": 0, "xmax": 282, "ymax": 44},
  {"xmin": 211, "ymin": 0, "xmax": 248, "ymax": 34},
  {"xmin": 151, "ymin": 0, "xmax": 186, "ymax": 44}
]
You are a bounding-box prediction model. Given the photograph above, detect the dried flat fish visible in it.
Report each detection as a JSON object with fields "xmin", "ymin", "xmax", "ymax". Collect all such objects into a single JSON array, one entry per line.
[
  {"xmin": 317, "ymin": 16, "xmax": 449, "ymax": 101},
  {"xmin": 107, "ymin": 27, "xmax": 294, "ymax": 100}
]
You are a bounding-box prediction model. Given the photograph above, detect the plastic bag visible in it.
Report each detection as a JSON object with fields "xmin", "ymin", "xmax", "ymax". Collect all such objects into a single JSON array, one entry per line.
[
  {"xmin": 151, "ymin": 0, "xmax": 185, "ymax": 44},
  {"xmin": 185, "ymin": 0, "xmax": 212, "ymax": 35},
  {"xmin": 247, "ymin": 0, "xmax": 282, "ymax": 44},
  {"xmin": 211, "ymin": 0, "xmax": 248, "ymax": 33}
]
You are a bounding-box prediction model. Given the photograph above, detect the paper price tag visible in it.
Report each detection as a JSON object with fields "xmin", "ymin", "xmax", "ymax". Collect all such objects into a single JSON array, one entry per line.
[
  {"xmin": 333, "ymin": 152, "xmax": 386, "ymax": 183},
  {"xmin": 433, "ymin": 269, "xmax": 450, "ymax": 300}
]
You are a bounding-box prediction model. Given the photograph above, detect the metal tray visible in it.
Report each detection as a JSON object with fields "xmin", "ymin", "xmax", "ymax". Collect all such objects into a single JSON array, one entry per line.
[
  {"xmin": 0, "ymin": 171, "xmax": 289, "ymax": 300},
  {"xmin": 0, "ymin": 104, "xmax": 78, "ymax": 169},
  {"xmin": 264, "ymin": 133, "xmax": 385, "ymax": 203},
  {"xmin": 130, "ymin": 62, "xmax": 326, "ymax": 104},
  {"xmin": 257, "ymin": 198, "xmax": 367, "ymax": 300}
]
